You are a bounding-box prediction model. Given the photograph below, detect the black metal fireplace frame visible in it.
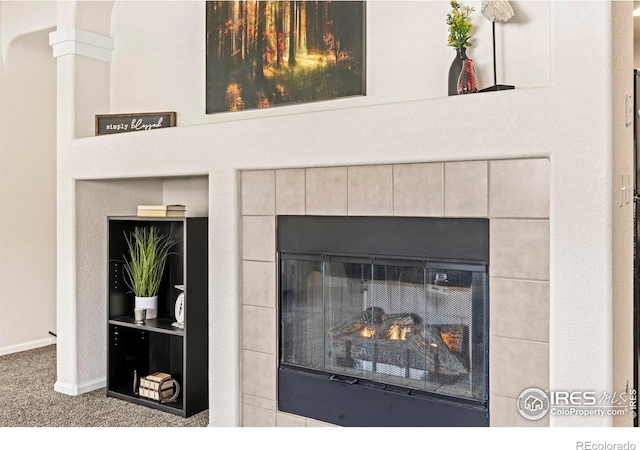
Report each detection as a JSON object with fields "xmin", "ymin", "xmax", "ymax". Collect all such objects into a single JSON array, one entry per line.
[{"xmin": 276, "ymin": 216, "xmax": 490, "ymax": 427}]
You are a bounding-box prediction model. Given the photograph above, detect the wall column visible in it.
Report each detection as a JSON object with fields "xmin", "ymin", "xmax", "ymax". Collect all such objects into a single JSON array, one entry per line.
[{"xmin": 51, "ymin": 1, "xmax": 114, "ymax": 395}]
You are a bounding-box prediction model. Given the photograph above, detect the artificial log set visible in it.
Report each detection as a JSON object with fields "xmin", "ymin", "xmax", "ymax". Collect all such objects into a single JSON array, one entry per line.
[{"xmin": 328, "ymin": 307, "xmax": 469, "ymax": 383}]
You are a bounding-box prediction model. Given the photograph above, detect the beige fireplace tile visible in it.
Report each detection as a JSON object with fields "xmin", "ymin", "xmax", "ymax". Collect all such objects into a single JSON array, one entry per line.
[
  {"xmin": 242, "ymin": 306, "xmax": 276, "ymax": 354},
  {"xmin": 393, "ymin": 163, "xmax": 443, "ymax": 217},
  {"xmin": 242, "ymin": 170, "xmax": 275, "ymax": 216},
  {"xmin": 489, "ymin": 159, "xmax": 550, "ymax": 218},
  {"xmin": 490, "ymin": 220, "xmax": 550, "ymax": 281},
  {"xmin": 306, "ymin": 418, "xmax": 339, "ymax": 427},
  {"xmin": 444, "ymin": 161, "xmax": 488, "ymax": 217},
  {"xmin": 243, "ymin": 404, "xmax": 276, "ymax": 427},
  {"xmin": 306, "ymin": 167, "xmax": 347, "ymax": 215},
  {"xmin": 490, "ymin": 337, "xmax": 549, "ymax": 399},
  {"xmin": 276, "ymin": 169, "xmax": 306, "ymax": 215},
  {"xmin": 490, "ymin": 395, "xmax": 549, "ymax": 427},
  {"xmin": 242, "ymin": 216, "xmax": 276, "ymax": 262},
  {"xmin": 348, "ymin": 165, "xmax": 393, "ymax": 216},
  {"xmin": 490, "ymin": 279, "xmax": 550, "ymax": 343},
  {"xmin": 242, "ymin": 261, "xmax": 276, "ymax": 308},
  {"xmin": 243, "ymin": 394, "xmax": 276, "ymax": 411},
  {"xmin": 242, "ymin": 350, "xmax": 276, "ymax": 401},
  {"xmin": 276, "ymin": 412, "xmax": 307, "ymax": 427}
]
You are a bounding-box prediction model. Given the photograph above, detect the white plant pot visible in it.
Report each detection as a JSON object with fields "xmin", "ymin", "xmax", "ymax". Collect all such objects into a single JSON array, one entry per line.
[{"xmin": 135, "ymin": 296, "xmax": 158, "ymax": 319}]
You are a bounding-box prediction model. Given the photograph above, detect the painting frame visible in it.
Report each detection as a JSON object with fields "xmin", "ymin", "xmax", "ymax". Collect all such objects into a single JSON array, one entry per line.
[{"xmin": 206, "ymin": 1, "xmax": 366, "ymax": 115}]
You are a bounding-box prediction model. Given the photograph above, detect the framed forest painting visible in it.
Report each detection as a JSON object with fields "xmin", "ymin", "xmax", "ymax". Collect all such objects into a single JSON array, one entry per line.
[{"xmin": 206, "ymin": 1, "xmax": 366, "ymax": 114}]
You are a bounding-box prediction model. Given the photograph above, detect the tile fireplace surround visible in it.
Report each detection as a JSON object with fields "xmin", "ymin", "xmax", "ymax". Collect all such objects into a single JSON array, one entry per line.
[{"xmin": 240, "ymin": 158, "xmax": 550, "ymax": 427}]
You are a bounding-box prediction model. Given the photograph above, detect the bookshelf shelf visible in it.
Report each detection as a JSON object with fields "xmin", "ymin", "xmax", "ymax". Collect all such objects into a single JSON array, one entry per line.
[
  {"xmin": 108, "ymin": 316, "xmax": 184, "ymax": 336},
  {"xmin": 107, "ymin": 384, "xmax": 185, "ymax": 415},
  {"xmin": 106, "ymin": 216, "xmax": 208, "ymax": 418}
]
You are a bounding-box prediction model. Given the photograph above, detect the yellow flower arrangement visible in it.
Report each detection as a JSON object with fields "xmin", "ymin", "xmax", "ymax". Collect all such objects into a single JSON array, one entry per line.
[{"xmin": 446, "ymin": 1, "xmax": 474, "ymax": 48}]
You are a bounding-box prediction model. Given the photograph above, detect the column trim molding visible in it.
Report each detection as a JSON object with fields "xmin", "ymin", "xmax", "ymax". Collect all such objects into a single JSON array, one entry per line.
[{"xmin": 49, "ymin": 28, "xmax": 114, "ymax": 62}]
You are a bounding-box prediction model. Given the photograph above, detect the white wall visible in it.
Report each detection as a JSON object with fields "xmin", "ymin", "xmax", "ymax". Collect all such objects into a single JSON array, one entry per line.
[
  {"xmin": 54, "ymin": 0, "xmax": 628, "ymax": 427},
  {"xmin": 612, "ymin": 2, "xmax": 635, "ymax": 427},
  {"xmin": 162, "ymin": 176, "xmax": 209, "ymax": 217},
  {"xmin": 0, "ymin": 4, "xmax": 3, "ymax": 67},
  {"xmin": 110, "ymin": 1, "xmax": 550, "ymax": 127},
  {"xmin": 0, "ymin": 3, "xmax": 57, "ymax": 355},
  {"xmin": 1, "ymin": 1, "xmax": 56, "ymax": 62}
]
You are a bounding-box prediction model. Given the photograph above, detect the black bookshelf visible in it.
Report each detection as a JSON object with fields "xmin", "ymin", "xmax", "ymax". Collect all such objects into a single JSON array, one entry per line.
[{"xmin": 106, "ymin": 216, "xmax": 208, "ymax": 418}]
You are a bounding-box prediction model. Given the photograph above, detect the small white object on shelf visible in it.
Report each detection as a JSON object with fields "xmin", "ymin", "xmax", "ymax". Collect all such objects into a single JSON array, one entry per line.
[{"xmin": 173, "ymin": 284, "xmax": 185, "ymax": 328}]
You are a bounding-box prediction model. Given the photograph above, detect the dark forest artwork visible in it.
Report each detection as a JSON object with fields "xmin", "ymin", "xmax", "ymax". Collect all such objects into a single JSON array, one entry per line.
[{"xmin": 206, "ymin": 1, "xmax": 366, "ymax": 114}]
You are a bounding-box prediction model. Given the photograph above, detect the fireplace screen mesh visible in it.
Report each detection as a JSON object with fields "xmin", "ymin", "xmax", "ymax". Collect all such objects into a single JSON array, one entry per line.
[{"xmin": 280, "ymin": 257, "xmax": 487, "ymax": 402}]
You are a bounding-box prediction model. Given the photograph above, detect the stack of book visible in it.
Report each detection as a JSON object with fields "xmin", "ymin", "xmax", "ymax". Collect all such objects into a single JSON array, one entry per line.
[
  {"xmin": 138, "ymin": 372, "xmax": 173, "ymax": 401},
  {"xmin": 137, "ymin": 204, "xmax": 186, "ymax": 217}
]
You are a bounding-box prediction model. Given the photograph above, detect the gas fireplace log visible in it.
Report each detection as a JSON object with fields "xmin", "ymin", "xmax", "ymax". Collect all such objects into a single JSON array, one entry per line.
[
  {"xmin": 438, "ymin": 325, "xmax": 465, "ymax": 354},
  {"xmin": 328, "ymin": 307, "xmax": 385, "ymax": 337},
  {"xmin": 378, "ymin": 314, "xmax": 417, "ymax": 340},
  {"xmin": 381, "ymin": 313, "xmax": 416, "ymax": 325},
  {"xmin": 409, "ymin": 328, "xmax": 468, "ymax": 376}
]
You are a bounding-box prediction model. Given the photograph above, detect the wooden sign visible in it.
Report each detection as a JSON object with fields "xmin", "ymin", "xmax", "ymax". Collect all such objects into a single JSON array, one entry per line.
[{"xmin": 95, "ymin": 112, "xmax": 176, "ymax": 136}]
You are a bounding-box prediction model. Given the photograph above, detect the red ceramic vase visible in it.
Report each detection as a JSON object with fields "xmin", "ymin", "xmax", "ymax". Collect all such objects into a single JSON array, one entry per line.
[{"xmin": 457, "ymin": 59, "xmax": 477, "ymax": 95}]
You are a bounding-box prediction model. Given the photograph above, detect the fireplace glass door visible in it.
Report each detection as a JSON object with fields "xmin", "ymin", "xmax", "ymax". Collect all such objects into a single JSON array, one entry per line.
[{"xmin": 280, "ymin": 256, "xmax": 487, "ymax": 402}]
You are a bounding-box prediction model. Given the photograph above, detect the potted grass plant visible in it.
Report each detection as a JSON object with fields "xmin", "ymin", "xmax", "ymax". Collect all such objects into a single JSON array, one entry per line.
[{"xmin": 122, "ymin": 226, "xmax": 177, "ymax": 319}]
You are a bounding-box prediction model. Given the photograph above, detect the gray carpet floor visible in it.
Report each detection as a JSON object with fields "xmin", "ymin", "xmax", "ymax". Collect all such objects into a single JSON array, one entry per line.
[{"xmin": 0, "ymin": 344, "xmax": 208, "ymax": 427}]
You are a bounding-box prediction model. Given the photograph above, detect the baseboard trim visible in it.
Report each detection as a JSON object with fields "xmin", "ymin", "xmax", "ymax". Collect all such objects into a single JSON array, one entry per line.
[
  {"xmin": 0, "ymin": 337, "xmax": 56, "ymax": 357},
  {"xmin": 54, "ymin": 377, "xmax": 106, "ymax": 396}
]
